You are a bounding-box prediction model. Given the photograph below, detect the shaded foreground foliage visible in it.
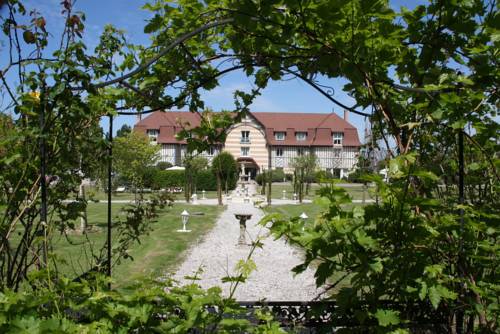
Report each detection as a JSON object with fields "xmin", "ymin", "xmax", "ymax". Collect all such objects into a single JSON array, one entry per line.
[
  {"xmin": 0, "ymin": 273, "xmax": 282, "ymax": 333},
  {"xmin": 264, "ymin": 159, "xmax": 499, "ymax": 332}
]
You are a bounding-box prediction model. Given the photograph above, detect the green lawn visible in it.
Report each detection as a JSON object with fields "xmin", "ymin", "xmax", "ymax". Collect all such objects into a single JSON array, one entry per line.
[
  {"xmin": 11, "ymin": 202, "xmax": 223, "ymax": 287},
  {"xmin": 263, "ymin": 203, "xmax": 326, "ymax": 223},
  {"xmin": 259, "ymin": 183, "xmax": 376, "ymax": 200}
]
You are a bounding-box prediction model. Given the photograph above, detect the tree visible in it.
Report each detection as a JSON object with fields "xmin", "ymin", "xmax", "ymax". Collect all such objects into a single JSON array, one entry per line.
[
  {"xmin": 211, "ymin": 152, "xmax": 238, "ymax": 205},
  {"xmin": 183, "ymin": 155, "xmax": 208, "ymax": 201},
  {"xmin": 291, "ymin": 154, "xmax": 317, "ymax": 203},
  {"xmin": 116, "ymin": 124, "xmax": 132, "ymax": 138},
  {"xmin": 113, "ymin": 131, "xmax": 159, "ymax": 196}
]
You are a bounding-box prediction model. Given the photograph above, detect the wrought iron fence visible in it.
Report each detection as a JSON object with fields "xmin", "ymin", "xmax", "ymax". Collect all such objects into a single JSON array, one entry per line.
[{"xmin": 182, "ymin": 300, "xmax": 451, "ymax": 333}]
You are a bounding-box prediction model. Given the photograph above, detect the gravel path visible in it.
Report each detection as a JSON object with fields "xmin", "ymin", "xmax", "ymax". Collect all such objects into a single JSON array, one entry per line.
[{"xmin": 171, "ymin": 184, "xmax": 322, "ymax": 301}]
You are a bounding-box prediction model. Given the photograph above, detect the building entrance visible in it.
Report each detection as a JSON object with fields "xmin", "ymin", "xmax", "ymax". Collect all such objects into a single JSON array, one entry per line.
[{"xmin": 237, "ymin": 157, "xmax": 259, "ymax": 182}]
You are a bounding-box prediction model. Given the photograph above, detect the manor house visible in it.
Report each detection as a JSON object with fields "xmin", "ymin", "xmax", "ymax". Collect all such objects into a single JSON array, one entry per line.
[{"xmin": 134, "ymin": 110, "xmax": 361, "ymax": 179}]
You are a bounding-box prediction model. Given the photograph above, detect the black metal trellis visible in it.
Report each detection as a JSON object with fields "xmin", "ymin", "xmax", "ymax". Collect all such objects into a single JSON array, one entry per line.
[
  {"xmin": 456, "ymin": 130, "xmax": 465, "ymax": 334},
  {"xmin": 107, "ymin": 115, "xmax": 113, "ymax": 283},
  {"xmin": 193, "ymin": 301, "xmax": 449, "ymax": 333},
  {"xmin": 39, "ymin": 92, "xmax": 48, "ymax": 268}
]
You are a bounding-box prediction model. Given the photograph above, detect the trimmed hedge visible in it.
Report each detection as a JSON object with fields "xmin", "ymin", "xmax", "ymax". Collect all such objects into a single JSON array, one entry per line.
[
  {"xmin": 255, "ymin": 169, "xmax": 287, "ymax": 185},
  {"xmin": 151, "ymin": 170, "xmax": 184, "ymax": 189},
  {"xmin": 256, "ymin": 169, "xmax": 350, "ymax": 185},
  {"xmin": 145, "ymin": 169, "xmax": 236, "ymax": 191},
  {"xmin": 195, "ymin": 170, "xmax": 218, "ymax": 191}
]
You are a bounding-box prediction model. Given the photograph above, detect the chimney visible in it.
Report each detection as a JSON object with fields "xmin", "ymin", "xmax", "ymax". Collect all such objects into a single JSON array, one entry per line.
[
  {"xmin": 136, "ymin": 112, "xmax": 142, "ymax": 123},
  {"xmin": 343, "ymin": 109, "xmax": 349, "ymax": 122}
]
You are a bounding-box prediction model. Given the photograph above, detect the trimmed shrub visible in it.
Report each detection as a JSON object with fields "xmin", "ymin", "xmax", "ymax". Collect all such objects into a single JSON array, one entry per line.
[
  {"xmin": 195, "ymin": 170, "xmax": 218, "ymax": 191},
  {"xmin": 152, "ymin": 170, "xmax": 185, "ymax": 189},
  {"xmin": 256, "ymin": 169, "xmax": 286, "ymax": 185},
  {"xmin": 156, "ymin": 161, "xmax": 173, "ymax": 170},
  {"xmin": 347, "ymin": 169, "xmax": 371, "ymax": 183},
  {"xmin": 271, "ymin": 168, "xmax": 286, "ymax": 182},
  {"xmin": 255, "ymin": 173, "xmax": 264, "ymax": 185},
  {"xmin": 146, "ymin": 170, "xmax": 232, "ymax": 192}
]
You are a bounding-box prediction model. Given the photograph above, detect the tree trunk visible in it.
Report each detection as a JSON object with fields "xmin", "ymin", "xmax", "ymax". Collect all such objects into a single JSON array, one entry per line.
[
  {"xmin": 79, "ymin": 182, "xmax": 88, "ymax": 232},
  {"xmin": 299, "ymin": 168, "xmax": 304, "ymax": 203},
  {"xmin": 184, "ymin": 171, "xmax": 191, "ymax": 203},
  {"xmin": 261, "ymin": 172, "xmax": 266, "ymax": 195},
  {"xmin": 267, "ymin": 169, "xmax": 272, "ymax": 205},
  {"xmin": 216, "ymin": 172, "xmax": 223, "ymax": 205}
]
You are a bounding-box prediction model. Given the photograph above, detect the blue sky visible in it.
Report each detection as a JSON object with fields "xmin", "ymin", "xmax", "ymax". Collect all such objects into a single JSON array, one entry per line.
[{"xmin": 4, "ymin": 0, "xmax": 427, "ymax": 139}]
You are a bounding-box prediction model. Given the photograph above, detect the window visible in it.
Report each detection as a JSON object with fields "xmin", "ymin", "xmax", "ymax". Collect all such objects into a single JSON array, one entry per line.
[
  {"xmin": 147, "ymin": 129, "xmax": 159, "ymax": 142},
  {"xmin": 207, "ymin": 146, "xmax": 215, "ymax": 156},
  {"xmin": 241, "ymin": 147, "xmax": 250, "ymax": 156},
  {"xmin": 296, "ymin": 132, "xmax": 307, "ymax": 141},
  {"xmin": 276, "ymin": 148, "xmax": 283, "ymax": 157},
  {"xmin": 297, "ymin": 148, "xmax": 304, "ymax": 156},
  {"xmin": 241, "ymin": 130, "xmax": 250, "ymax": 143},
  {"xmin": 275, "ymin": 132, "xmax": 286, "ymax": 141},
  {"xmin": 333, "ymin": 132, "xmax": 344, "ymax": 145}
]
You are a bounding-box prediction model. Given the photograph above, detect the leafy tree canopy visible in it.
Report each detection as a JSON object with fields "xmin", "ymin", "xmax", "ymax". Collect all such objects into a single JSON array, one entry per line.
[{"xmin": 113, "ymin": 131, "xmax": 160, "ymax": 189}]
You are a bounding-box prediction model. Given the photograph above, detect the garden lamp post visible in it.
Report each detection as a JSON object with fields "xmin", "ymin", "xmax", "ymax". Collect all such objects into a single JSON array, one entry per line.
[{"xmin": 178, "ymin": 210, "xmax": 191, "ymax": 232}]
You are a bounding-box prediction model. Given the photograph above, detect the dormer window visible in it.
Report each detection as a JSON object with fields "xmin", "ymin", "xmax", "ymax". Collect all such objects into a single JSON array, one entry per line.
[
  {"xmin": 333, "ymin": 132, "xmax": 344, "ymax": 145},
  {"xmin": 147, "ymin": 129, "xmax": 159, "ymax": 142},
  {"xmin": 296, "ymin": 132, "xmax": 307, "ymax": 141},
  {"xmin": 275, "ymin": 132, "xmax": 286, "ymax": 141}
]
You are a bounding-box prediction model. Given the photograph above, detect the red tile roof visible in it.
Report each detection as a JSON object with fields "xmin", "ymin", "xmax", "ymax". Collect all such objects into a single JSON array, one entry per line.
[
  {"xmin": 135, "ymin": 111, "xmax": 202, "ymax": 144},
  {"xmin": 134, "ymin": 111, "xmax": 360, "ymax": 147}
]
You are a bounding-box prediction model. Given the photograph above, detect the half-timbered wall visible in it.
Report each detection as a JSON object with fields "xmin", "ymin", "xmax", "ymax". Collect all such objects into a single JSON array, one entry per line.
[
  {"xmin": 314, "ymin": 146, "xmax": 358, "ymax": 170},
  {"xmin": 271, "ymin": 146, "xmax": 358, "ymax": 173},
  {"xmin": 159, "ymin": 144, "xmax": 176, "ymax": 165},
  {"xmin": 159, "ymin": 144, "xmax": 219, "ymax": 166}
]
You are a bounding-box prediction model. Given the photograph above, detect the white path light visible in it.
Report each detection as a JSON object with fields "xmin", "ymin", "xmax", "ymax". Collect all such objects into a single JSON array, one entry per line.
[
  {"xmin": 177, "ymin": 210, "xmax": 191, "ymax": 232},
  {"xmin": 300, "ymin": 212, "xmax": 308, "ymax": 231}
]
